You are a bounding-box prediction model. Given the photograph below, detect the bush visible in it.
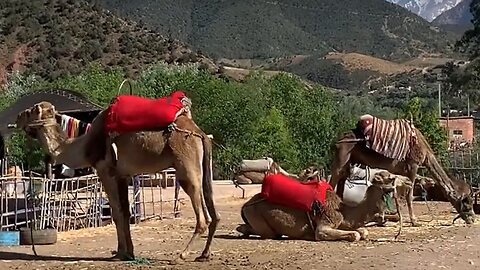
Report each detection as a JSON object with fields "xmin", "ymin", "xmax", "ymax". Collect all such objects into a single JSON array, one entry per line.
[{"xmin": 0, "ymin": 63, "xmax": 448, "ymax": 178}]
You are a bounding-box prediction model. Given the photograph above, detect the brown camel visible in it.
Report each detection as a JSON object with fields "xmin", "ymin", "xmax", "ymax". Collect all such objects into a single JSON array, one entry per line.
[
  {"xmin": 330, "ymin": 115, "xmax": 475, "ymax": 226},
  {"xmin": 236, "ymin": 170, "xmax": 395, "ymax": 241},
  {"xmin": 14, "ymin": 101, "xmax": 219, "ymax": 263}
]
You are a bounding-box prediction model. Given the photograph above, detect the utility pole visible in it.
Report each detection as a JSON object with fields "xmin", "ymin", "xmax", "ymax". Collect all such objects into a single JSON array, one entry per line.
[
  {"xmin": 438, "ymin": 82, "xmax": 441, "ymax": 117},
  {"xmin": 468, "ymin": 94, "xmax": 470, "ymax": 116}
]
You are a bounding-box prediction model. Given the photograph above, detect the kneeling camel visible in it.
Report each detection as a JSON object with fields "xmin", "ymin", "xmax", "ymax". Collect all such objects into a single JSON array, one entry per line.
[{"xmin": 236, "ymin": 172, "xmax": 395, "ymax": 241}]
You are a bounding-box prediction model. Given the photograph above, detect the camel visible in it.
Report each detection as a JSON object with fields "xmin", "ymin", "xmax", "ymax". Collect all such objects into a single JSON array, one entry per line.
[
  {"xmin": 329, "ymin": 114, "xmax": 475, "ymax": 226},
  {"xmin": 236, "ymin": 169, "xmax": 395, "ymax": 241},
  {"xmin": 13, "ymin": 100, "xmax": 219, "ymax": 263}
]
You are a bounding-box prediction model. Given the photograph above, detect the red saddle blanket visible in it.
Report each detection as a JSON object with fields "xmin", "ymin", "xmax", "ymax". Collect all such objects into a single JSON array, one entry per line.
[
  {"xmin": 105, "ymin": 91, "xmax": 187, "ymax": 134},
  {"xmin": 261, "ymin": 173, "xmax": 333, "ymax": 212}
]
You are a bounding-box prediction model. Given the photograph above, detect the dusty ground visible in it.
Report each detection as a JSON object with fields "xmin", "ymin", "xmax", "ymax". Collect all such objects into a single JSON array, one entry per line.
[{"xmin": 1, "ymin": 184, "xmax": 479, "ymax": 270}]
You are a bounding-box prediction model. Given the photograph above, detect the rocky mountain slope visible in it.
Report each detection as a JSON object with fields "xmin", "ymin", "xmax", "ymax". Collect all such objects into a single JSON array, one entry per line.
[
  {"xmin": 433, "ymin": 0, "xmax": 473, "ymax": 26},
  {"xmin": 97, "ymin": 0, "xmax": 455, "ymax": 61},
  {"xmin": 387, "ymin": 0, "xmax": 464, "ymax": 22},
  {"xmin": 0, "ymin": 0, "xmax": 219, "ymax": 85}
]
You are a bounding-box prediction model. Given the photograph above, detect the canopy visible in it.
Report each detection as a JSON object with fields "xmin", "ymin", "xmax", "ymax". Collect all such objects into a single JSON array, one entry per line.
[{"xmin": 0, "ymin": 89, "xmax": 103, "ymax": 136}]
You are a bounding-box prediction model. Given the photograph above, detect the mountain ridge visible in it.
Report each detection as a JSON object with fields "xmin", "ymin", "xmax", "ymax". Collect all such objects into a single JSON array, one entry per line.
[
  {"xmin": 433, "ymin": 0, "xmax": 473, "ymax": 26},
  {"xmin": 387, "ymin": 0, "xmax": 464, "ymax": 22},
  {"xmin": 96, "ymin": 0, "xmax": 455, "ymax": 61},
  {"xmin": 0, "ymin": 0, "xmax": 220, "ymax": 85}
]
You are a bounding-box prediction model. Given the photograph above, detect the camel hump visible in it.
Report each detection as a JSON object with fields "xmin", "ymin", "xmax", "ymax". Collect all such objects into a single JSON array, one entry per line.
[{"xmin": 359, "ymin": 114, "xmax": 373, "ymax": 121}]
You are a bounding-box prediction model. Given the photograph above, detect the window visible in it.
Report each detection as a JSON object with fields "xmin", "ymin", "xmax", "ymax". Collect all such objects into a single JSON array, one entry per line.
[{"xmin": 453, "ymin": 130, "xmax": 463, "ymax": 136}]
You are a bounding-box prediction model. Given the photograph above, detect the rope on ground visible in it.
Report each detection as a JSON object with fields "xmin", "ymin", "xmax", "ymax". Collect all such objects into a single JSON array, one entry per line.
[{"xmin": 419, "ymin": 182, "xmax": 434, "ymax": 223}]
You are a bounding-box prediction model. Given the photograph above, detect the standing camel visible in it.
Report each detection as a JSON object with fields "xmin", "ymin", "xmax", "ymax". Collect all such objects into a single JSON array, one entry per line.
[
  {"xmin": 330, "ymin": 114, "xmax": 475, "ymax": 226},
  {"xmin": 14, "ymin": 99, "xmax": 219, "ymax": 263}
]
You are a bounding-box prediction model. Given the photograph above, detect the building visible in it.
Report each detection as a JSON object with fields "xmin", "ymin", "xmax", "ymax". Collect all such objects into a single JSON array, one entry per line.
[{"xmin": 439, "ymin": 116, "xmax": 475, "ymax": 148}]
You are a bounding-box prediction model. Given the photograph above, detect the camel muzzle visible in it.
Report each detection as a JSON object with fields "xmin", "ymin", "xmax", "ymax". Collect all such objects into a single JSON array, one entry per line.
[{"xmin": 453, "ymin": 212, "xmax": 475, "ymax": 225}]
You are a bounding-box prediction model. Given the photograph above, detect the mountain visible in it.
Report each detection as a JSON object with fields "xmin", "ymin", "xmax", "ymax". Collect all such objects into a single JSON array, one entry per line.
[
  {"xmin": 433, "ymin": 0, "xmax": 473, "ymax": 26},
  {"xmin": 387, "ymin": 0, "xmax": 464, "ymax": 22},
  {"xmin": 0, "ymin": 0, "xmax": 219, "ymax": 85},
  {"xmin": 96, "ymin": 0, "xmax": 455, "ymax": 61}
]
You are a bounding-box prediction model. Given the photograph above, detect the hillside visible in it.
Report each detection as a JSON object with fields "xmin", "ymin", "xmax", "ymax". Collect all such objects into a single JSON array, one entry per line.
[
  {"xmin": 0, "ymin": 0, "xmax": 219, "ymax": 85},
  {"xmin": 97, "ymin": 0, "xmax": 455, "ymax": 61},
  {"xmin": 433, "ymin": 0, "xmax": 473, "ymax": 27},
  {"xmin": 386, "ymin": 0, "xmax": 464, "ymax": 22}
]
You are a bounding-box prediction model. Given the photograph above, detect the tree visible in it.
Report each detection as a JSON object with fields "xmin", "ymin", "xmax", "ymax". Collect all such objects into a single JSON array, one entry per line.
[
  {"xmin": 402, "ymin": 97, "xmax": 448, "ymax": 155},
  {"xmin": 456, "ymin": 0, "xmax": 480, "ymax": 58}
]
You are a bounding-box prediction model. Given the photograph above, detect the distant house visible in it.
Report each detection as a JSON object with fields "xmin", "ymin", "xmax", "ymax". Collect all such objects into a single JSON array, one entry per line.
[{"xmin": 438, "ymin": 116, "xmax": 475, "ymax": 149}]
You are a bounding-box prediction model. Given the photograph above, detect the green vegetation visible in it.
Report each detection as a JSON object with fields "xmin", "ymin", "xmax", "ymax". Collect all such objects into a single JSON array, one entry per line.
[
  {"xmin": 97, "ymin": 0, "xmax": 454, "ymax": 61},
  {"xmin": 0, "ymin": 0, "xmax": 215, "ymax": 82},
  {"xmin": 1, "ymin": 63, "xmax": 448, "ymax": 177}
]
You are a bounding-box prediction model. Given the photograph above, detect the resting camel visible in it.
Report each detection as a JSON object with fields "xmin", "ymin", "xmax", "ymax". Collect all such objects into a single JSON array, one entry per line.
[
  {"xmin": 330, "ymin": 114, "xmax": 475, "ymax": 226},
  {"xmin": 14, "ymin": 100, "xmax": 219, "ymax": 263},
  {"xmin": 236, "ymin": 169, "xmax": 395, "ymax": 241}
]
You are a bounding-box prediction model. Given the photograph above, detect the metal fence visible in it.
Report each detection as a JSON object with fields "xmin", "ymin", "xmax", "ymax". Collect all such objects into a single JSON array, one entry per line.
[
  {"xmin": 0, "ymin": 169, "xmax": 184, "ymax": 232},
  {"xmin": 415, "ymin": 149, "xmax": 480, "ymax": 187}
]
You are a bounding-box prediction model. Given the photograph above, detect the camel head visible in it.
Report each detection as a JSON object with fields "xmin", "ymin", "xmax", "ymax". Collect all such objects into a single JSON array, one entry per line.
[
  {"xmin": 298, "ymin": 165, "xmax": 324, "ymax": 182},
  {"xmin": 451, "ymin": 186, "xmax": 475, "ymax": 225},
  {"xmin": 15, "ymin": 102, "xmax": 61, "ymax": 156},
  {"xmin": 370, "ymin": 171, "xmax": 396, "ymax": 193}
]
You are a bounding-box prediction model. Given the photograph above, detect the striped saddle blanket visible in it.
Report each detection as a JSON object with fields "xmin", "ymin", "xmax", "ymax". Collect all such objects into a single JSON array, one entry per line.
[{"xmin": 357, "ymin": 114, "xmax": 417, "ymax": 161}]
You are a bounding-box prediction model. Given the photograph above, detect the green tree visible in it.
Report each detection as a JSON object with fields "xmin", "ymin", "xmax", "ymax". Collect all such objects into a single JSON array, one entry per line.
[
  {"xmin": 248, "ymin": 107, "xmax": 300, "ymax": 171},
  {"xmin": 403, "ymin": 97, "xmax": 448, "ymax": 155}
]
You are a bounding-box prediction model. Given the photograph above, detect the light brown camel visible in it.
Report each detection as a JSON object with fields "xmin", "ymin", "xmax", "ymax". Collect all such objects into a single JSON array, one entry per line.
[
  {"xmin": 330, "ymin": 115, "xmax": 475, "ymax": 226},
  {"xmin": 236, "ymin": 170, "xmax": 395, "ymax": 241},
  {"xmin": 14, "ymin": 101, "xmax": 219, "ymax": 263}
]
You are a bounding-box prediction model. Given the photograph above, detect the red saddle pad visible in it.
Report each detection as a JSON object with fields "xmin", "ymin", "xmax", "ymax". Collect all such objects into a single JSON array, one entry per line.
[
  {"xmin": 105, "ymin": 91, "xmax": 187, "ymax": 134},
  {"xmin": 261, "ymin": 173, "xmax": 333, "ymax": 212}
]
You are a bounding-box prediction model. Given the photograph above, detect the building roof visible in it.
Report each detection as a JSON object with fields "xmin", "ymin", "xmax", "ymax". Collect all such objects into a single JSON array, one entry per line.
[
  {"xmin": 439, "ymin": 116, "xmax": 475, "ymax": 120},
  {"xmin": 0, "ymin": 89, "xmax": 103, "ymax": 136}
]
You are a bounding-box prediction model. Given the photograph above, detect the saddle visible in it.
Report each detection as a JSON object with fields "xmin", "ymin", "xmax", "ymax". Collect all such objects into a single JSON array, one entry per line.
[
  {"xmin": 104, "ymin": 91, "xmax": 190, "ymax": 135},
  {"xmin": 261, "ymin": 173, "xmax": 333, "ymax": 214}
]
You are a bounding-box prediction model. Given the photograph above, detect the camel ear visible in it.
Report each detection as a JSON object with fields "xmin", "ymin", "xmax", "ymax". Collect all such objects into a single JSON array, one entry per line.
[{"xmin": 33, "ymin": 104, "xmax": 41, "ymax": 114}]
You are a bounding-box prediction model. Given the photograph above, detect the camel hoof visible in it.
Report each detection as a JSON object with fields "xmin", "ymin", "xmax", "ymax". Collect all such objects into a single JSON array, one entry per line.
[
  {"xmin": 110, "ymin": 252, "xmax": 135, "ymax": 261},
  {"xmin": 411, "ymin": 220, "xmax": 420, "ymax": 227},
  {"xmin": 236, "ymin": 224, "xmax": 252, "ymax": 236},
  {"xmin": 194, "ymin": 255, "xmax": 211, "ymax": 262},
  {"xmin": 349, "ymin": 231, "xmax": 361, "ymax": 242},
  {"xmin": 169, "ymin": 257, "xmax": 185, "ymax": 265},
  {"xmin": 357, "ymin": 228, "xmax": 369, "ymax": 240}
]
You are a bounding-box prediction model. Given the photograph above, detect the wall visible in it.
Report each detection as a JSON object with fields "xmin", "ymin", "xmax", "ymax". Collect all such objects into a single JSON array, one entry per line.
[{"xmin": 438, "ymin": 117, "xmax": 475, "ymax": 146}]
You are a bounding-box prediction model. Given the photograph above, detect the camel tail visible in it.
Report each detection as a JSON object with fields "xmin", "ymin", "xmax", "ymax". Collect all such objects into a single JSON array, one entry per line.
[{"xmin": 201, "ymin": 135, "xmax": 220, "ymax": 225}]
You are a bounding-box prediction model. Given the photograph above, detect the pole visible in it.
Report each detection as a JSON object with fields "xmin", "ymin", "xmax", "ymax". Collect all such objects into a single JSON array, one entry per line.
[
  {"xmin": 438, "ymin": 82, "xmax": 442, "ymax": 117},
  {"xmin": 468, "ymin": 94, "xmax": 470, "ymax": 116}
]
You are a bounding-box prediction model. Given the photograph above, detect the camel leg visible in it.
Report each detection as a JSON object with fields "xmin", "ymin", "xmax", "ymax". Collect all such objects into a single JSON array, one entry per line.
[
  {"xmin": 356, "ymin": 227, "xmax": 369, "ymax": 240},
  {"xmin": 173, "ymin": 169, "xmax": 208, "ymax": 263},
  {"xmin": 315, "ymin": 225, "xmax": 361, "ymax": 242},
  {"xmin": 117, "ymin": 176, "xmax": 134, "ymax": 257},
  {"xmin": 241, "ymin": 205, "xmax": 278, "ymax": 239},
  {"xmin": 97, "ymin": 165, "xmax": 134, "ymax": 260},
  {"xmin": 330, "ymin": 140, "xmax": 357, "ymax": 197},
  {"xmin": 406, "ymin": 165, "xmax": 418, "ymax": 226},
  {"xmin": 195, "ymin": 179, "xmax": 220, "ymax": 261}
]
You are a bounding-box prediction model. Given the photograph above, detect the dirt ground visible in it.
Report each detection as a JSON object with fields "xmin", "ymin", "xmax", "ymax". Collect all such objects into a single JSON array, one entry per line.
[{"xmin": 1, "ymin": 187, "xmax": 480, "ymax": 270}]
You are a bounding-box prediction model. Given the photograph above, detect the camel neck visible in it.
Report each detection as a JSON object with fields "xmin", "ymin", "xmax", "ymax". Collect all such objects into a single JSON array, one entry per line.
[
  {"xmin": 36, "ymin": 124, "xmax": 68, "ymax": 159},
  {"xmin": 340, "ymin": 189, "xmax": 384, "ymax": 229},
  {"xmin": 424, "ymin": 151, "xmax": 463, "ymax": 202}
]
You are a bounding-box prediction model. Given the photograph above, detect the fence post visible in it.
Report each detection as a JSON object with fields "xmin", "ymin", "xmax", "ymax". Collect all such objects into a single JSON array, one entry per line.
[{"xmin": 133, "ymin": 176, "xmax": 142, "ymax": 224}]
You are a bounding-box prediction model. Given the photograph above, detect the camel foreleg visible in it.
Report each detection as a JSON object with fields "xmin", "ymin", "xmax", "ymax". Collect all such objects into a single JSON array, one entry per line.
[
  {"xmin": 315, "ymin": 225, "xmax": 361, "ymax": 242},
  {"xmin": 96, "ymin": 163, "xmax": 134, "ymax": 261}
]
